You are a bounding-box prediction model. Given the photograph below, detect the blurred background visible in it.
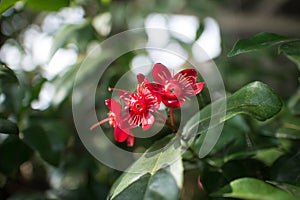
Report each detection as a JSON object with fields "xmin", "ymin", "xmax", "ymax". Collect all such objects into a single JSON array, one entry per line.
[{"xmin": 0, "ymin": 0, "xmax": 299, "ymax": 199}]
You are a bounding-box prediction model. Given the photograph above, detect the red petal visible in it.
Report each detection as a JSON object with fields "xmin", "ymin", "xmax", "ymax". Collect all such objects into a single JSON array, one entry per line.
[
  {"xmin": 142, "ymin": 113, "xmax": 154, "ymax": 130},
  {"xmin": 145, "ymin": 83, "xmax": 164, "ymax": 94},
  {"xmin": 127, "ymin": 134, "xmax": 134, "ymax": 146},
  {"xmin": 162, "ymin": 98, "xmax": 185, "ymax": 108},
  {"xmin": 152, "ymin": 63, "xmax": 172, "ymax": 85},
  {"xmin": 105, "ymin": 99, "xmax": 121, "ymax": 116},
  {"xmin": 118, "ymin": 91, "xmax": 132, "ymax": 104},
  {"xmin": 114, "ymin": 126, "xmax": 128, "ymax": 142},
  {"xmin": 174, "ymin": 68, "xmax": 197, "ymax": 84},
  {"xmin": 137, "ymin": 73, "xmax": 147, "ymax": 84},
  {"xmin": 194, "ymin": 82, "xmax": 205, "ymax": 95}
]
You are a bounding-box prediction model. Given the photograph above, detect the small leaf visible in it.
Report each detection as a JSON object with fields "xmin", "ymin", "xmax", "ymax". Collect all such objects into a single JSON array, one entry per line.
[
  {"xmin": 0, "ymin": 0, "xmax": 20, "ymax": 15},
  {"xmin": 0, "ymin": 118, "xmax": 19, "ymax": 135},
  {"xmin": 211, "ymin": 177, "xmax": 298, "ymax": 200},
  {"xmin": 228, "ymin": 32, "xmax": 297, "ymax": 57},
  {"xmin": 183, "ymin": 81, "xmax": 282, "ymax": 157},
  {"xmin": 26, "ymin": 0, "xmax": 69, "ymax": 11},
  {"xmin": 0, "ymin": 136, "xmax": 33, "ymax": 174},
  {"xmin": 108, "ymin": 136, "xmax": 183, "ymax": 200}
]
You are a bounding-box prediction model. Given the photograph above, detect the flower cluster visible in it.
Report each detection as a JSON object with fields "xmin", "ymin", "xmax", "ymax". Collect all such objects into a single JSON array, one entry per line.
[{"xmin": 90, "ymin": 63, "xmax": 205, "ymax": 146}]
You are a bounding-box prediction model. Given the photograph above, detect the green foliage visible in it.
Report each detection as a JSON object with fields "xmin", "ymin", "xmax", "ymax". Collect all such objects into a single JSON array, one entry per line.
[
  {"xmin": 279, "ymin": 41, "xmax": 300, "ymax": 70},
  {"xmin": 26, "ymin": 0, "xmax": 70, "ymax": 11},
  {"xmin": 227, "ymin": 32, "xmax": 298, "ymax": 57},
  {"xmin": 0, "ymin": 136, "xmax": 33, "ymax": 174},
  {"xmin": 0, "ymin": 118, "xmax": 19, "ymax": 135},
  {"xmin": 0, "ymin": 0, "xmax": 20, "ymax": 14},
  {"xmin": 211, "ymin": 178, "xmax": 299, "ymax": 200},
  {"xmin": 108, "ymin": 136, "xmax": 183, "ymax": 200},
  {"xmin": 183, "ymin": 81, "xmax": 282, "ymax": 146},
  {"xmin": 0, "ymin": 1, "xmax": 300, "ymax": 199}
]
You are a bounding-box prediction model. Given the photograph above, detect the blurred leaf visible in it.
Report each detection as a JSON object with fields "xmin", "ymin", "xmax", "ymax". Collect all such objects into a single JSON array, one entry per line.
[
  {"xmin": 193, "ymin": 115, "xmax": 249, "ymax": 158},
  {"xmin": 279, "ymin": 41, "xmax": 300, "ymax": 71},
  {"xmin": 267, "ymin": 181, "xmax": 300, "ymax": 197},
  {"xmin": 108, "ymin": 136, "xmax": 183, "ymax": 200},
  {"xmin": 183, "ymin": 81, "xmax": 283, "ymax": 149},
  {"xmin": 228, "ymin": 32, "xmax": 297, "ymax": 57},
  {"xmin": 288, "ymin": 89, "xmax": 300, "ymax": 115},
  {"xmin": 50, "ymin": 22, "xmax": 91, "ymax": 57},
  {"xmin": 211, "ymin": 177, "xmax": 298, "ymax": 200},
  {"xmin": 270, "ymin": 152, "xmax": 300, "ymax": 185},
  {"xmin": 0, "ymin": 136, "xmax": 33, "ymax": 174},
  {"xmin": 0, "ymin": 64, "xmax": 19, "ymax": 86},
  {"xmin": 254, "ymin": 148, "xmax": 284, "ymax": 166},
  {"xmin": 22, "ymin": 124, "xmax": 68, "ymax": 166},
  {"xmin": 26, "ymin": 0, "xmax": 69, "ymax": 11},
  {"xmin": 0, "ymin": 118, "xmax": 19, "ymax": 135},
  {"xmin": 262, "ymin": 110, "xmax": 300, "ymax": 140},
  {"xmin": 0, "ymin": 0, "xmax": 20, "ymax": 15},
  {"xmin": 50, "ymin": 63, "xmax": 81, "ymax": 107}
]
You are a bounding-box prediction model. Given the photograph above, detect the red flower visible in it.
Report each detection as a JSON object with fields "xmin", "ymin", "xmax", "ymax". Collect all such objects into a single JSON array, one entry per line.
[
  {"xmin": 116, "ymin": 75, "xmax": 161, "ymax": 130},
  {"xmin": 90, "ymin": 99, "xmax": 134, "ymax": 146},
  {"xmin": 150, "ymin": 63, "xmax": 205, "ymax": 108}
]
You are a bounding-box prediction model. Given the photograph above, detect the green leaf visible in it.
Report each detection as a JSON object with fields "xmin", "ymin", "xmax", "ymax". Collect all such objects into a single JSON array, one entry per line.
[
  {"xmin": 211, "ymin": 177, "xmax": 298, "ymax": 200},
  {"xmin": 288, "ymin": 89, "xmax": 300, "ymax": 115},
  {"xmin": 108, "ymin": 136, "xmax": 183, "ymax": 200},
  {"xmin": 270, "ymin": 152, "xmax": 300, "ymax": 185},
  {"xmin": 183, "ymin": 81, "xmax": 282, "ymax": 156},
  {"xmin": 0, "ymin": 136, "xmax": 33, "ymax": 174},
  {"xmin": 267, "ymin": 181, "xmax": 300, "ymax": 197},
  {"xmin": 0, "ymin": 118, "xmax": 19, "ymax": 135},
  {"xmin": 22, "ymin": 123, "xmax": 69, "ymax": 166},
  {"xmin": 254, "ymin": 148, "xmax": 284, "ymax": 166},
  {"xmin": 228, "ymin": 32, "xmax": 297, "ymax": 57},
  {"xmin": 0, "ymin": 0, "xmax": 20, "ymax": 15},
  {"xmin": 26, "ymin": 0, "xmax": 69, "ymax": 11},
  {"xmin": 50, "ymin": 22, "xmax": 89, "ymax": 57},
  {"xmin": 279, "ymin": 41, "xmax": 300, "ymax": 70},
  {"xmin": 0, "ymin": 64, "xmax": 19, "ymax": 85}
]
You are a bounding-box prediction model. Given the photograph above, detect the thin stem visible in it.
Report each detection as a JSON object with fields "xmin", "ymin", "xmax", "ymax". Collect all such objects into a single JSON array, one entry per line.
[
  {"xmin": 89, "ymin": 118, "xmax": 110, "ymax": 130},
  {"xmin": 170, "ymin": 108, "xmax": 175, "ymax": 127}
]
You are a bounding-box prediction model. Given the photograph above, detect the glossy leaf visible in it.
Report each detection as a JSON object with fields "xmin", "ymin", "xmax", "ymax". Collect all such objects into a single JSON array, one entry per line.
[
  {"xmin": 26, "ymin": 0, "xmax": 69, "ymax": 11},
  {"xmin": 0, "ymin": 136, "xmax": 33, "ymax": 174},
  {"xmin": 0, "ymin": 0, "xmax": 20, "ymax": 15},
  {"xmin": 228, "ymin": 32, "xmax": 297, "ymax": 57},
  {"xmin": 211, "ymin": 177, "xmax": 298, "ymax": 200},
  {"xmin": 183, "ymin": 81, "xmax": 283, "ymax": 150},
  {"xmin": 0, "ymin": 118, "xmax": 19, "ymax": 135},
  {"xmin": 108, "ymin": 136, "xmax": 183, "ymax": 200}
]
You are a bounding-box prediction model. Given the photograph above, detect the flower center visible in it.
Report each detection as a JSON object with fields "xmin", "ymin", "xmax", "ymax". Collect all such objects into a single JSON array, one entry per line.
[
  {"xmin": 131, "ymin": 99, "xmax": 146, "ymax": 114},
  {"xmin": 164, "ymin": 81, "xmax": 182, "ymax": 99}
]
